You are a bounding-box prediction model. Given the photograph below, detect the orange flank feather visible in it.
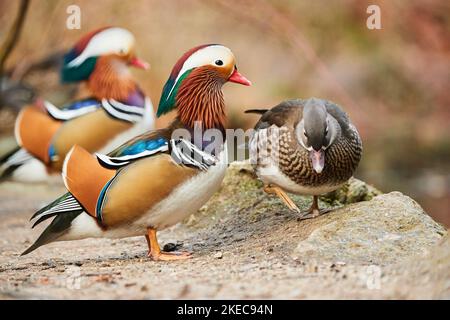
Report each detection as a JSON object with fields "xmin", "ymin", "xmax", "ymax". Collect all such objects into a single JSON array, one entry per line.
[
  {"xmin": 63, "ymin": 145, "xmax": 116, "ymax": 217},
  {"xmin": 51, "ymin": 109, "xmax": 133, "ymax": 170},
  {"xmin": 15, "ymin": 105, "xmax": 62, "ymax": 164}
]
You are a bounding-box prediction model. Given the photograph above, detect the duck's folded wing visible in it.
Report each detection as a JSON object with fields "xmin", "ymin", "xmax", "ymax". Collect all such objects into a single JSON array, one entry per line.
[
  {"xmin": 45, "ymin": 98, "xmax": 101, "ymax": 121},
  {"xmin": 97, "ymin": 135, "xmax": 217, "ymax": 171}
]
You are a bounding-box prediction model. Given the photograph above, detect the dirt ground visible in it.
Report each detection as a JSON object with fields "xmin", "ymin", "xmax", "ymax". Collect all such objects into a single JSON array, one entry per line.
[{"xmin": 0, "ymin": 164, "xmax": 448, "ymax": 299}]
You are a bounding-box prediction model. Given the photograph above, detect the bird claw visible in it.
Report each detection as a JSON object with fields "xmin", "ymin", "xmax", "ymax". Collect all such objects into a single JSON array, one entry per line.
[
  {"xmin": 297, "ymin": 208, "xmax": 332, "ymax": 221},
  {"xmin": 148, "ymin": 250, "xmax": 193, "ymax": 261}
]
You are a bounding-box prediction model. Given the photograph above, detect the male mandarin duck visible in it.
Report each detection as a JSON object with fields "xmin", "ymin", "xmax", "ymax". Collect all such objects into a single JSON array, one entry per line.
[
  {"xmin": 247, "ymin": 98, "xmax": 362, "ymax": 219},
  {"xmin": 0, "ymin": 27, "xmax": 154, "ymax": 182},
  {"xmin": 21, "ymin": 44, "xmax": 251, "ymax": 260}
]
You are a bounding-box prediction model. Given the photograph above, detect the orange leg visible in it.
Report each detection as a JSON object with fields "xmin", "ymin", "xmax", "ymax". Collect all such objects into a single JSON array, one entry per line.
[
  {"xmin": 298, "ymin": 196, "xmax": 331, "ymax": 220},
  {"xmin": 264, "ymin": 184, "xmax": 300, "ymax": 213},
  {"xmin": 145, "ymin": 227, "xmax": 192, "ymax": 261}
]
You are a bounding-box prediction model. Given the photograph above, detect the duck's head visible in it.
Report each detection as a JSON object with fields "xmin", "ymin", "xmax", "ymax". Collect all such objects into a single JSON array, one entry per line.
[
  {"xmin": 296, "ymin": 98, "xmax": 339, "ymax": 174},
  {"xmin": 61, "ymin": 27, "xmax": 149, "ymax": 83},
  {"xmin": 157, "ymin": 44, "xmax": 251, "ymax": 119}
]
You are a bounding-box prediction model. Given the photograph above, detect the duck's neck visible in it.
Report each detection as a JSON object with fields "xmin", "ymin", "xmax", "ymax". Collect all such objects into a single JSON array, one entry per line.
[
  {"xmin": 176, "ymin": 68, "xmax": 226, "ymax": 133},
  {"xmin": 87, "ymin": 56, "xmax": 137, "ymax": 101}
]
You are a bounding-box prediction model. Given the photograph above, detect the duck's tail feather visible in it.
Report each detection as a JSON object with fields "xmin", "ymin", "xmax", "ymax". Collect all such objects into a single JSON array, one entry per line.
[
  {"xmin": 0, "ymin": 147, "xmax": 34, "ymax": 180},
  {"xmin": 244, "ymin": 109, "xmax": 269, "ymax": 115},
  {"xmin": 22, "ymin": 193, "xmax": 83, "ymax": 256}
]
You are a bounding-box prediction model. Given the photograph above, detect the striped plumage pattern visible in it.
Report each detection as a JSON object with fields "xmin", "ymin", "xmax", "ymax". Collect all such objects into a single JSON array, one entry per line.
[
  {"xmin": 97, "ymin": 137, "xmax": 217, "ymax": 171},
  {"xmin": 169, "ymin": 139, "xmax": 217, "ymax": 171},
  {"xmin": 276, "ymin": 125, "xmax": 361, "ymax": 186},
  {"xmin": 101, "ymin": 98, "xmax": 147, "ymax": 123},
  {"xmin": 1, "ymin": 148, "xmax": 34, "ymax": 171},
  {"xmin": 30, "ymin": 193, "xmax": 83, "ymax": 228}
]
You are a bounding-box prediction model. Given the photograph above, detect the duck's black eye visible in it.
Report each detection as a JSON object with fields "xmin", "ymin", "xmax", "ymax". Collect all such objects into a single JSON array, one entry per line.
[{"xmin": 215, "ymin": 60, "xmax": 224, "ymax": 66}]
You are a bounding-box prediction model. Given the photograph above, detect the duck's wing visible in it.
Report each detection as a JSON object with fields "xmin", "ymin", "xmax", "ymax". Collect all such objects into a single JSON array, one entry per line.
[
  {"xmin": 21, "ymin": 192, "xmax": 84, "ymax": 256},
  {"xmin": 15, "ymin": 98, "xmax": 102, "ymax": 164},
  {"xmin": 44, "ymin": 98, "xmax": 101, "ymax": 121},
  {"xmin": 29, "ymin": 129, "xmax": 217, "ymax": 228},
  {"xmin": 323, "ymin": 100, "xmax": 351, "ymax": 133},
  {"xmin": 93, "ymin": 128, "xmax": 219, "ymax": 227},
  {"xmin": 247, "ymin": 99, "xmax": 305, "ymax": 130}
]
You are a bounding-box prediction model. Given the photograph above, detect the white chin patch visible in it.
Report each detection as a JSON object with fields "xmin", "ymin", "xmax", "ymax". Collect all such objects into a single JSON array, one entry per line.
[{"xmin": 313, "ymin": 163, "xmax": 324, "ymax": 174}]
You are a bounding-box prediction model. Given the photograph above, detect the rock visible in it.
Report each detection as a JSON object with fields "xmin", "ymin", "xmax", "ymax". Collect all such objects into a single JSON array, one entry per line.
[
  {"xmin": 195, "ymin": 161, "xmax": 446, "ymax": 266},
  {"xmin": 322, "ymin": 177, "xmax": 382, "ymax": 204},
  {"xmin": 291, "ymin": 191, "xmax": 446, "ymax": 265},
  {"xmin": 0, "ymin": 161, "xmax": 447, "ymax": 299}
]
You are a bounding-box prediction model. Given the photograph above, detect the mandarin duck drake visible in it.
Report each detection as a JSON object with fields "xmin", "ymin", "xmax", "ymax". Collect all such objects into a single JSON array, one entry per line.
[
  {"xmin": 247, "ymin": 98, "xmax": 362, "ymax": 219},
  {"xmin": 21, "ymin": 44, "xmax": 251, "ymax": 260},
  {"xmin": 0, "ymin": 27, "xmax": 154, "ymax": 183}
]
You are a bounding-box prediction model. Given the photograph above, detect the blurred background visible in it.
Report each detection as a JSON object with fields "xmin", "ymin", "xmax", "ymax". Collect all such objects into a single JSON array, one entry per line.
[{"xmin": 0, "ymin": 0, "xmax": 448, "ymax": 226}]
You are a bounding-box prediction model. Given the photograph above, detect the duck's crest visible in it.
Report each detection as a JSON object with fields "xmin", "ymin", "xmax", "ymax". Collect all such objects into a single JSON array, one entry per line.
[{"xmin": 157, "ymin": 44, "xmax": 217, "ymax": 117}]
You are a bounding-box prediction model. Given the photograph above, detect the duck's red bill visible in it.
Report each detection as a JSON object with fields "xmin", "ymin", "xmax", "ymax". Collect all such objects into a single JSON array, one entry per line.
[
  {"xmin": 130, "ymin": 57, "xmax": 150, "ymax": 70},
  {"xmin": 228, "ymin": 69, "xmax": 251, "ymax": 86},
  {"xmin": 310, "ymin": 150, "xmax": 325, "ymax": 174}
]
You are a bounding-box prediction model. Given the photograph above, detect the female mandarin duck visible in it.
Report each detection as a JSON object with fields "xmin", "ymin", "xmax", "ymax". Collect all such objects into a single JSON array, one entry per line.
[
  {"xmin": 0, "ymin": 27, "xmax": 154, "ymax": 182},
  {"xmin": 22, "ymin": 44, "xmax": 251, "ymax": 260},
  {"xmin": 247, "ymin": 98, "xmax": 362, "ymax": 219}
]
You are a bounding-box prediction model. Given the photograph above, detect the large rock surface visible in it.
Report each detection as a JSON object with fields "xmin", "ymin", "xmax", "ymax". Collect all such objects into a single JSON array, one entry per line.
[{"xmin": 0, "ymin": 162, "xmax": 447, "ymax": 299}]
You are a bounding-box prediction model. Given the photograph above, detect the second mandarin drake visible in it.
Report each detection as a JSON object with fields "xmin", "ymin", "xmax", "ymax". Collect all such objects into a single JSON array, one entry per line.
[{"xmin": 0, "ymin": 27, "xmax": 154, "ymax": 182}]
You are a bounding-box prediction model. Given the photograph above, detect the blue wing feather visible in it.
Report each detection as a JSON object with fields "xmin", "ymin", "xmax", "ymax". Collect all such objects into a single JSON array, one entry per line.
[{"xmin": 61, "ymin": 98, "xmax": 101, "ymax": 111}]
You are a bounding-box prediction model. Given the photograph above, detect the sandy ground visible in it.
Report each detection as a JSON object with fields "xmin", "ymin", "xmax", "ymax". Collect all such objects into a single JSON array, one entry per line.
[{"xmin": 0, "ymin": 166, "xmax": 448, "ymax": 299}]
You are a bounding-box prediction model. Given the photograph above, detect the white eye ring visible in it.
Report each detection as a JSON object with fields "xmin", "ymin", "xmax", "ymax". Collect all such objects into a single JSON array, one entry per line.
[
  {"xmin": 303, "ymin": 129, "xmax": 307, "ymax": 137},
  {"xmin": 325, "ymin": 126, "xmax": 329, "ymax": 135}
]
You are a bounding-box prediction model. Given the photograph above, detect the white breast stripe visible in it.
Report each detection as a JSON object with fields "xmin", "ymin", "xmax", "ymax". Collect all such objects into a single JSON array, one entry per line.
[
  {"xmin": 170, "ymin": 139, "xmax": 218, "ymax": 171},
  {"xmin": 45, "ymin": 101, "xmax": 99, "ymax": 121},
  {"xmin": 101, "ymin": 99, "xmax": 143, "ymax": 123},
  {"xmin": 109, "ymin": 99, "xmax": 145, "ymax": 116},
  {"xmin": 96, "ymin": 144, "xmax": 169, "ymax": 168}
]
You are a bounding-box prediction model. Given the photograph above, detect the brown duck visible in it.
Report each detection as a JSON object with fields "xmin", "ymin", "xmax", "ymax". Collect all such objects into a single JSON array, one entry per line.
[{"xmin": 247, "ymin": 98, "xmax": 362, "ymax": 219}]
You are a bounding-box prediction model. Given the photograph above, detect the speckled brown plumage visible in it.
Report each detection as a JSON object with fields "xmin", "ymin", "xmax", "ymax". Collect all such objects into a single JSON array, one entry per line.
[
  {"xmin": 250, "ymin": 98, "xmax": 362, "ymax": 192},
  {"xmin": 276, "ymin": 125, "xmax": 361, "ymax": 187}
]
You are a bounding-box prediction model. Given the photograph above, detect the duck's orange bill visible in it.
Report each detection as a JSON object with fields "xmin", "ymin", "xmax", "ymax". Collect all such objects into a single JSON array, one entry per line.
[
  {"xmin": 228, "ymin": 69, "xmax": 252, "ymax": 86},
  {"xmin": 129, "ymin": 57, "xmax": 150, "ymax": 70}
]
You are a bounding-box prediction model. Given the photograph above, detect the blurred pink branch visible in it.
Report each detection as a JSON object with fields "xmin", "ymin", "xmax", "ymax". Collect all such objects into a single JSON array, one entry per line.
[
  {"xmin": 0, "ymin": 0, "xmax": 30, "ymax": 76},
  {"xmin": 209, "ymin": 0, "xmax": 368, "ymax": 133}
]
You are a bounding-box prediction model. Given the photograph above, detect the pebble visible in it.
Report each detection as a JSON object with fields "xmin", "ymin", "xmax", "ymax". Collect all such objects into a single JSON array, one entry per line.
[
  {"xmin": 213, "ymin": 251, "xmax": 223, "ymax": 259},
  {"xmin": 163, "ymin": 242, "xmax": 183, "ymax": 252}
]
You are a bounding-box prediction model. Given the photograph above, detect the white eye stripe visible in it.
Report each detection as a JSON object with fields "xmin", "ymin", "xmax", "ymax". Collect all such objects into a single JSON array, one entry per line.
[
  {"xmin": 67, "ymin": 28, "xmax": 135, "ymax": 68},
  {"xmin": 166, "ymin": 45, "xmax": 235, "ymax": 100}
]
